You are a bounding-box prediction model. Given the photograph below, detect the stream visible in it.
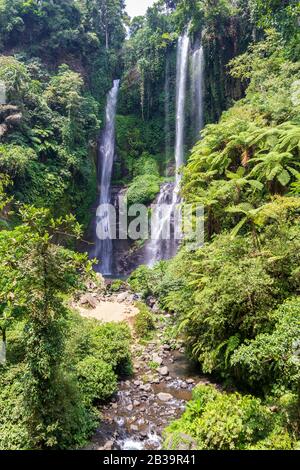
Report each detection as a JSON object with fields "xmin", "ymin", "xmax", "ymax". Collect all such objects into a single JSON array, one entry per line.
[{"xmin": 85, "ymin": 311, "xmax": 209, "ymax": 451}]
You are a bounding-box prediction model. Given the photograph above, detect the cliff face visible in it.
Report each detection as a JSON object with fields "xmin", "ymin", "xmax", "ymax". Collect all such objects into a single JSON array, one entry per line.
[{"xmin": 202, "ymin": 14, "xmax": 253, "ymax": 124}]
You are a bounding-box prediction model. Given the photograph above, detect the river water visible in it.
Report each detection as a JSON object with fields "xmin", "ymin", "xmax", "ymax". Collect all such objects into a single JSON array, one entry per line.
[{"xmin": 86, "ymin": 328, "xmax": 209, "ymax": 451}]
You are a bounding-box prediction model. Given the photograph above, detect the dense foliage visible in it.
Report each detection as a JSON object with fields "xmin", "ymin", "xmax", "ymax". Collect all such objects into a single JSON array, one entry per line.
[
  {"xmin": 1, "ymin": 0, "xmax": 300, "ymax": 452},
  {"xmin": 128, "ymin": 0, "xmax": 300, "ymax": 450},
  {"xmin": 164, "ymin": 384, "xmax": 299, "ymax": 450},
  {"xmin": 0, "ymin": 0, "xmax": 126, "ymax": 227}
]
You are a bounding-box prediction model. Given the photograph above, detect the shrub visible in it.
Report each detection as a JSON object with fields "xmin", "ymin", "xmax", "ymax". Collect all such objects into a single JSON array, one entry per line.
[
  {"xmin": 0, "ymin": 365, "xmax": 30, "ymax": 450},
  {"xmin": 134, "ymin": 302, "xmax": 155, "ymax": 339},
  {"xmin": 126, "ymin": 174, "xmax": 160, "ymax": 206},
  {"xmin": 76, "ymin": 357, "xmax": 117, "ymax": 405},
  {"xmin": 128, "ymin": 262, "xmax": 167, "ymax": 298},
  {"xmin": 164, "ymin": 384, "xmax": 295, "ymax": 450},
  {"xmin": 0, "ymin": 363, "xmax": 95, "ymax": 450},
  {"xmin": 231, "ymin": 297, "xmax": 300, "ymax": 391},
  {"xmin": 89, "ymin": 321, "xmax": 132, "ymax": 373},
  {"xmin": 156, "ymin": 220, "xmax": 300, "ymax": 377},
  {"xmin": 0, "ymin": 145, "xmax": 37, "ymax": 178},
  {"xmin": 109, "ymin": 279, "xmax": 125, "ymax": 292},
  {"xmin": 133, "ymin": 152, "xmax": 160, "ymax": 178}
]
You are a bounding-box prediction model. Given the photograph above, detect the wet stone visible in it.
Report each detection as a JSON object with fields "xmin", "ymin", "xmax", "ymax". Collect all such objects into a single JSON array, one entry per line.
[{"xmin": 157, "ymin": 393, "xmax": 173, "ymax": 402}]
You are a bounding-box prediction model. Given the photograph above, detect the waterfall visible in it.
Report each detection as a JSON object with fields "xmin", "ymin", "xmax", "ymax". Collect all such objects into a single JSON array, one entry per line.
[
  {"xmin": 94, "ymin": 80, "xmax": 120, "ymax": 275},
  {"xmin": 145, "ymin": 33, "xmax": 190, "ymax": 267},
  {"xmin": 174, "ymin": 32, "xmax": 190, "ymax": 190},
  {"xmin": 191, "ymin": 45, "xmax": 205, "ymax": 139},
  {"xmin": 145, "ymin": 182, "xmax": 178, "ymax": 267}
]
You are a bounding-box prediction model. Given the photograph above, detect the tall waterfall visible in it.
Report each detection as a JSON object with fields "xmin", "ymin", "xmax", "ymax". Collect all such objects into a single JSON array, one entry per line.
[
  {"xmin": 145, "ymin": 33, "xmax": 190, "ymax": 267},
  {"xmin": 95, "ymin": 80, "xmax": 120, "ymax": 275},
  {"xmin": 174, "ymin": 32, "xmax": 190, "ymax": 190},
  {"xmin": 191, "ymin": 45, "xmax": 205, "ymax": 139}
]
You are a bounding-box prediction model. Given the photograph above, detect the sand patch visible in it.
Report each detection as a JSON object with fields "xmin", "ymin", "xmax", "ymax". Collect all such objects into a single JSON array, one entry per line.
[{"xmin": 78, "ymin": 300, "xmax": 139, "ymax": 324}]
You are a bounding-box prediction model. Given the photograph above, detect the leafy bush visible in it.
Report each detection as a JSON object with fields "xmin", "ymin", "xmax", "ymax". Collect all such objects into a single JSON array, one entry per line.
[
  {"xmin": 0, "ymin": 365, "xmax": 30, "ymax": 450},
  {"xmin": 0, "ymin": 145, "xmax": 37, "ymax": 177},
  {"xmin": 88, "ymin": 321, "xmax": 132, "ymax": 373},
  {"xmin": 155, "ymin": 218, "xmax": 300, "ymax": 377},
  {"xmin": 231, "ymin": 297, "xmax": 300, "ymax": 391},
  {"xmin": 76, "ymin": 357, "xmax": 117, "ymax": 405},
  {"xmin": 133, "ymin": 152, "xmax": 160, "ymax": 178},
  {"xmin": 0, "ymin": 363, "xmax": 95, "ymax": 450},
  {"xmin": 164, "ymin": 384, "xmax": 296, "ymax": 450},
  {"xmin": 109, "ymin": 279, "xmax": 125, "ymax": 292},
  {"xmin": 128, "ymin": 262, "xmax": 167, "ymax": 298},
  {"xmin": 134, "ymin": 302, "xmax": 155, "ymax": 339},
  {"xmin": 126, "ymin": 174, "xmax": 160, "ymax": 206}
]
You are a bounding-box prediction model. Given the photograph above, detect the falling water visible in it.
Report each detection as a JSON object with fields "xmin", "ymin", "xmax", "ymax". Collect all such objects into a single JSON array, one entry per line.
[
  {"xmin": 145, "ymin": 34, "xmax": 190, "ymax": 267},
  {"xmin": 94, "ymin": 80, "xmax": 120, "ymax": 275},
  {"xmin": 145, "ymin": 182, "xmax": 177, "ymax": 266},
  {"xmin": 164, "ymin": 57, "xmax": 172, "ymax": 167},
  {"xmin": 174, "ymin": 32, "xmax": 190, "ymax": 190},
  {"xmin": 191, "ymin": 45, "xmax": 205, "ymax": 139}
]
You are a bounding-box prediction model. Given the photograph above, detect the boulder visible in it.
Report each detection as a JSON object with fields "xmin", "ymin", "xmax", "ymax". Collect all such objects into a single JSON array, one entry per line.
[
  {"xmin": 152, "ymin": 354, "xmax": 163, "ymax": 366},
  {"xmin": 152, "ymin": 303, "xmax": 160, "ymax": 313},
  {"xmin": 187, "ymin": 378, "xmax": 195, "ymax": 385},
  {"xmin": 146, "ymin": 296, "xmax": 156, "ymax": 307},
  {"xmin": 158, "ymin": 366, "xmax": 169, "ymax": 376},
  {"xmin": 157, "ymin": 393, "xmax": 173, "ymax": 402},
  {"xmin": 117, "ymin": 292, "xmax": 128, "ymax": 302},
  {"xmin": 79, "ymin": 293, "xmax": 97, "ymax": 309}
]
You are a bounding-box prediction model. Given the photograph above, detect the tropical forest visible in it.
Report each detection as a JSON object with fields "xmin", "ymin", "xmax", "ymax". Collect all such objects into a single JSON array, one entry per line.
[{"xmin": 0, "ymin": 0, "xmax": 300, "ymax": 453}]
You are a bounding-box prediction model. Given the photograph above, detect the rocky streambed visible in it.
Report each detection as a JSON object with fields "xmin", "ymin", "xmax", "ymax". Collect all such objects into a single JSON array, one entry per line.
[{"xmin": 85, "ymin": 310, "xmax": 210, "ymax": 451}]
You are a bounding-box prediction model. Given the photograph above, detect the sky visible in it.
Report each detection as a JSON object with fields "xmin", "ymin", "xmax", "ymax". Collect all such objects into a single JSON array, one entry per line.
[{"xmin": 125, "ymin": 0, "xmax": 156, "ymax": 18}]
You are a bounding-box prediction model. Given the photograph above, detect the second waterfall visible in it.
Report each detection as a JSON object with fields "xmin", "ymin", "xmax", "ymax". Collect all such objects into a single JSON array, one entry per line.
[{"xmin": 146, "ymin": 33, "xmax": 197, "ymax": 266}]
